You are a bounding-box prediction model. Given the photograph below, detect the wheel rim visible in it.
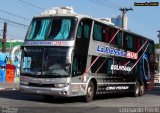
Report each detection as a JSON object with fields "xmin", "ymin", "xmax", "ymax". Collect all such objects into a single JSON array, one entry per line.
[
  {"xmin": 86, "ymin": 81, "xmax": 95, "ymax": 102},
  {"xmin": 87, "ymin": 86, "xmax": 93, "ymax": 97},
  {"xmin": 135, "ymin": 84, "xmax": 140, "ymax": 95},
  {"xmin": 136, "ymin": 87, "xmax": 139, "ymax": 94},
  {"xmin": 141, "ymin": 86, "xmax": 145, "ymax": 94}
]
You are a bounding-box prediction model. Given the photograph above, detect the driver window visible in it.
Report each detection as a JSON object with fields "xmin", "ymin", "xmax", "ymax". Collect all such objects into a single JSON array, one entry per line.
[
  {"xmin": 76, "ymin": 19, "xmax": 92, "ymax": 39},
  {"xmin": 72, "ymin": 54, "xmax": 87, "ymax": 75}
]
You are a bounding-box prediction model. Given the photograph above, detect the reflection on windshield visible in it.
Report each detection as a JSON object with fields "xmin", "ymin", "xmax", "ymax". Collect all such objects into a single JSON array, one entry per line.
[
  {"xmin": 21, "ymin": 47, "xmax": 71, "ymax": 77},
  {"xmin": 25, "ymin": 17, "xmax": 76, "ymax": 41}
]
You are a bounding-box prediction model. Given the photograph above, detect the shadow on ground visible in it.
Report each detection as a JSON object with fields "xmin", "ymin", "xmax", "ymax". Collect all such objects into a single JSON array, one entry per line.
[{"xmin": 0, "ymin": 87, "xmax": 160, "ymax": 104}]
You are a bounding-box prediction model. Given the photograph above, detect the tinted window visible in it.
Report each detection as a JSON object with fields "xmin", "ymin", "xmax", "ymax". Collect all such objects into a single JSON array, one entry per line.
[
  {"xmin": 77, "ymin": 19, "xmax": 92, "ymax": 39},
  {"xmin": 26, "ymin": 17, "xmax": 77, "ymax": 41}
]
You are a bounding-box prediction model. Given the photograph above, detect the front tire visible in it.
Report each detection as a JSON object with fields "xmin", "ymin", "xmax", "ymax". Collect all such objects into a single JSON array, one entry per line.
[
  {"xmin": 85, "ymin": 81, "xmax": 95, "ymax": 102},
  {"xmin": 139, "ymin": 83, "xmax": 145, "ymax": 96}
]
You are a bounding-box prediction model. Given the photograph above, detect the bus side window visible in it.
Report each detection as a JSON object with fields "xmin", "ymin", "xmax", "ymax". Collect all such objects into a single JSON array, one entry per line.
[
  {"xmin": 135, "ymin": 38, "xmax": 141, "ymax": 51},
  {"xmin": 123, "ymin": 33, "xmax": 133, "ymax": 50},
  {"xmin": 128, "ymin": 62, "xmax": 134, "ymax": 75},
  {"xmin": 91, "ymin": 56, "xmax": 107, "ymax": 73},
  {"xmin": 114, "ymin": 59, "xmax": 118, "ymax": 74},
  {"xmin": 117, "ymin": 31, "xmax": 122, "ymax": 47},
  {"xmin": 107, "ymin": 59, "xmax": 113, "ymax": 74},
  {"xmin": 135, "ymin": 63, "xmax": 140, "ymax": 75},
  {"xmin": 77, "ymin": 23, "xmax": 82, "ymax": 38},
  {"xmin": 72, "ymin": 55, "xmax": 87, "ymax": 75},
  {"xmin": 106, "ymin": 27, "xmax": 120, "ymax": 45},
  {"xmin": 126, "ymin": 34, "xmax": 133, "ymax": 50},
  {"xmin": 148, "ymin": 43, "xmax": 154, "ymax": 54},
  {"xmin": 76, "ymin": 19, "xmax": 92, "ymax": 39},
  {"xmin": 93, "ymin": 23, "xmax": 103, "ymax": 41},
  {"xmin": 72, "ymin": 57, "xmax": 78, "ymax": 72},
  {"xmin": 109, "ymin": 28, "xmax": 116, "ymax": 45},
  {"xmin": 105, "ymin": 27, "xmax": 109, "ymax": 43}
]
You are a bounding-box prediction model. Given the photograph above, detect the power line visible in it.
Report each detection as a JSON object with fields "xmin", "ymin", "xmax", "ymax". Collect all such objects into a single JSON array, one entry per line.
[
  {"xmin": 0, "ymin": 9, "xmax": 31, "ymax": 21},
  {"xmin": 8, "ymin": 0, "xmax": 36, "ymax": 16},
  {"xmin": 0, "ymin": 24, "xmax": 25, "ymax": 39},
  {"xmin": 18, "ymin": 0, "xmax": 45, "ymax": 10},
  {"xmin": 7, "ymin": 33, "xmax": 25, "ymax": 39},
  {"xmin": 103, "ymin": 0, "xmax": 121, "ymax": 8},
  {"xmin": 0, "ymin": 21, "xmax": 26, "ymax": 39},
  {"xmin": 104, "ymin": 0, "xmax": 159, "ymax": 30},
  {"xmin": 0, "ymin": 21, "xmax": 26, "ymax": 30},
  {"xmin": 9, "ymin": 23, "xmax": 28, "ymax": 29},
  {"xmin": 90, "ymin": 0, "xmax": 159, "ymax": 30},
  {"xmin": 90, "ymin": 0, "xmax": 109, "ymax": 7},
  {"xmin": 0, "ymin": 17, "xmax": 29, "ymax": 28},
  {"xmin": 90, "ymin": 0, "xmax": 118, "ymax": 10}
]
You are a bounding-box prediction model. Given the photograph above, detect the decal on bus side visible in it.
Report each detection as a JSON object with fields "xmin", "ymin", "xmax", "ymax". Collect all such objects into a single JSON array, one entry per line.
[
  {"xmin": 96, "ymin": 45, "xmax": 138, "ymax": 59},
  {"xmin": 25, "ymin": 41, "xmax": 64, "ymax": 46},
  {"xmin": 106, "ymin": 86, "xmax": 129, "ymax": 90},
  {"xmin": 110, "ymin": 65, "xmax": 132, "ymax": 72}
]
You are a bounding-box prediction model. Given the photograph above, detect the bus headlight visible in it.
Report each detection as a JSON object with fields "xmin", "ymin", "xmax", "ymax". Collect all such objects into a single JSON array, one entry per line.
[
  {"xmin": 55, "ymin": 83, "xmax": 69, "ymax": 88},
  {"xmin": 20, "ymin": 81, "xmax": 29, "ymax": 85}
]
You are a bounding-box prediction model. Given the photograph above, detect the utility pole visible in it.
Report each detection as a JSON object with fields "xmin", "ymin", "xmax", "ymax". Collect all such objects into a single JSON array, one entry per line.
[
  {"xmin": 157, "ymin": 30, "xmax": 160, "ymax": 73},
  {"xmin": 1, "ymin": 22, "xmax": 7, "ymax": 52},
  {"xmin": 119, "ymin": 7, "xmax": 133, "ymax": 30},
  {"xmin": 157, "ymin": 30, "xmax": 160, "ymax": 44},
  {"xmin": 119, "ymin": 7, "xmax": 133, "ymax": 46}
]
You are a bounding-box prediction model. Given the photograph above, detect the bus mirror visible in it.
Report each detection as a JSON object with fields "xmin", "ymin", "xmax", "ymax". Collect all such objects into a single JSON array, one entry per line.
[{"xmin": 20, "ymin": 46, "xmax": 24, "ymax": 50}]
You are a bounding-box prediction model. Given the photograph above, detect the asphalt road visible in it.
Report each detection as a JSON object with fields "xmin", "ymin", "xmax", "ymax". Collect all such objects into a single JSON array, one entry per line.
[{"xmin": 0, "ymin": 87, "xmax": 160, "ymax": 113}]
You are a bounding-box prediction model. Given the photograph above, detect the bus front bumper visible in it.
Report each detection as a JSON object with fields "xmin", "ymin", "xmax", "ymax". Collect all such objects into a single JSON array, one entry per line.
[{"xmin": 20, "ymin": 85, "xmax": 70, "ymax": 97}]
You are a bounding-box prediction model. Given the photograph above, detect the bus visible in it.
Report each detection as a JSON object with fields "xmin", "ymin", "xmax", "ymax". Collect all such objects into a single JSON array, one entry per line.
[{"xmin": 20, "ymin": 7, "xmax": 155, "ymax": 102}]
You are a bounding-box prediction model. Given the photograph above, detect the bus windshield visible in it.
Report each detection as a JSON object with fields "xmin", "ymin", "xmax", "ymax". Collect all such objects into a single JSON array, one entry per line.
[
  {"xmin": 21, "ymin": 46, "xmax": 71, "ymax": 77},
  {"xmin": 25, "ymin": 17, "xmax": 77, "ymax": 41}
]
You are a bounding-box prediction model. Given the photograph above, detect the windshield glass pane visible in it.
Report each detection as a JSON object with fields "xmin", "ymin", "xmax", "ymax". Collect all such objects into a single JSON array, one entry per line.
[
  {"xmin": 21, "ymin": 47, "xmax": 71, "ymax": 77},
  {"xmin": 25, "ymin": 17, "xmax": 77, "ymax": 41}
]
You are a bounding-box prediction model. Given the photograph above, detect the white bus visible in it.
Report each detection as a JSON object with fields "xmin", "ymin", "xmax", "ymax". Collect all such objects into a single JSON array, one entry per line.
[{"xmin": 20, "ymin": 7, "xmax": 155, "ymax": 102}]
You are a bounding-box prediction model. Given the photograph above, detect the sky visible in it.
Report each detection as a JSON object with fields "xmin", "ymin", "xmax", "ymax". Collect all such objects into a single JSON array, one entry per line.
[{"xmin": 0, "ymin": 0, "xmax": 159, "ymax": 43}]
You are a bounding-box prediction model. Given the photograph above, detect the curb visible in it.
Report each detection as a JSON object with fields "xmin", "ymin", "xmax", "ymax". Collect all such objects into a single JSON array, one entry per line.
[
  {"xmin": 0, "ymin": 87, "xmax": 19, "ymax": 91},
  {"xmin": 0, "ymin": 87, "xmax": 5, "ymax": 91},
  {"xmin": 0, "ymin": 83, "xmax": 19, "ymax": 91}
]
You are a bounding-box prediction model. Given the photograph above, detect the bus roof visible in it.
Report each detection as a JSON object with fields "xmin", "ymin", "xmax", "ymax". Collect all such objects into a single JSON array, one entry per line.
[{"xmin": 34, "ymin": 6, "xmax": 154, "ymax": 43}]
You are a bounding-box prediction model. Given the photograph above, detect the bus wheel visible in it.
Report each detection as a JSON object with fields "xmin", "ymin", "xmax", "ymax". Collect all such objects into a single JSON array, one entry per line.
[
  {"xmin": 85, "ymin": 81, "xmax": 95, "ymax": 102},
  {"xmin": 139, "ymin": 83, "xmax": 145, "ymax": 96},
  {"xmin": 133, "ymin": 81, "xmax": 140, "ymax": 97}
]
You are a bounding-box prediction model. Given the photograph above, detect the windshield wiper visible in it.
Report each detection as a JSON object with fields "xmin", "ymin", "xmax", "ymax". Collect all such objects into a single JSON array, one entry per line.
[
  {"xmin": 45, "ymin": 71, "xmax": 69, "ymax": 77},
  {"xmin": 46, "ymin": 72, "xmax": 63, "ymax": 75}
]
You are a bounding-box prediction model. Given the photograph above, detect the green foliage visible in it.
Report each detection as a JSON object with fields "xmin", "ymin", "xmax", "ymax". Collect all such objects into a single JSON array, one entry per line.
[{"xmin": 155, "ymin": 43, "xmax": 160, "ymax": 49}]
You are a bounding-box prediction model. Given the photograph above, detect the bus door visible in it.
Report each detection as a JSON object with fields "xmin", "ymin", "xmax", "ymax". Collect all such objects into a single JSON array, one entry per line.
[{"xmin": 71, "ymin": 18, "xmax": 92, "ymax": 90}]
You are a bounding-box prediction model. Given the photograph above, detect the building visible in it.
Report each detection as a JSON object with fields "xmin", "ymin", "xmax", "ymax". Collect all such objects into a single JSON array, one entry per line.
[
  {"xmin": 111, "ymin": 15, "xmax": 128, "ymax": 30},
  {"xmin": 0, "ymin": 39, "xmax": 23, "ymax": 51}
]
